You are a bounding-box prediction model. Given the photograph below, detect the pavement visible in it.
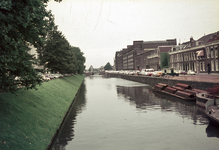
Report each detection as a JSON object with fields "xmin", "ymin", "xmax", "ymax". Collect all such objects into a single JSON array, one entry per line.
[{"xmin": 163, "ymin": 73, "xmax": 219, "ymax": 83}]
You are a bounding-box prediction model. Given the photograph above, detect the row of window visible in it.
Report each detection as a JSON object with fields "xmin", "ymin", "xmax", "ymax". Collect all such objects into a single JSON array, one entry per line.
[
  {"xmin": 170, "ymin": 45, "xmax": 218, "ymax": 63},
  {"xmin": 206, "ymin": 46, "xmax": 218, "ymax": 59},
  {"xmin": 170, "ymin": 59, "xmax": 218, "ymax": 72}
]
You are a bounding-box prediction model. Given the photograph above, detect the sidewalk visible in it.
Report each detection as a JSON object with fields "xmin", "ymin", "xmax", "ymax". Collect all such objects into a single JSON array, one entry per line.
[
  {"xmin": 195, "ymin": 73, "xmax": 219, "ymax": 76},
  {"xmin": 163, "ymin": 73, "xmax": 219, "ymax": 83}
]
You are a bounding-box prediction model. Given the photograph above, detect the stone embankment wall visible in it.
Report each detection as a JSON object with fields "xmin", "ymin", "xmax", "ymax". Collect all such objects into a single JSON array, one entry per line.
[{"xmin": 106, "ymin": 73, "xmax": 218, "ymax": 90}]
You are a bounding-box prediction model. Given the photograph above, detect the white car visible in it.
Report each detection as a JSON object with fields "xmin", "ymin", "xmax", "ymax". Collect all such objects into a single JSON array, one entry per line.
[
  {"xmin": 152, "ymin": 71, "xmax": 162, "ymax": 77},
  {"xmin": 187, "ymin": 70, "xmax": 196, "ymax": 75}
]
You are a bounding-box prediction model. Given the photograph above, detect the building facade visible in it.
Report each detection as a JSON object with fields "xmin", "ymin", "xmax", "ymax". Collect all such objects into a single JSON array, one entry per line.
[
  {"xmin": 115, "ymin": 31, "xmax": 219, "ymax": 74},
  {"xmin": 115, "ymin": 39, "xmax": 177, "ymax": 70},
  {"xmin": 169, "ymin": 32, "xmax": 219, "ymax": 73}
]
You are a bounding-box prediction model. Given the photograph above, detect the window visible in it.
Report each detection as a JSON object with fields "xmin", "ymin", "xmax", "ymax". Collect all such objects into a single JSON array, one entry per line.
[
  {"xmin": 207, "ymin": 47, "xmax": 210, "ymax": 58},
  {"xmin": 215, "ymin": 46, "xmax": 218, "ymax": 58},
  {"xmin": 215, "ymin": 59, "xmax": 218, "ymax": 71},
  {"xmin": 211, "ymin": 60, "xmax": 214, "ymax": 71},
  {"xmin": 216, "ymin": 59, "xmax": 218, "ymax": 71},
  {"xmin": 189, "ymin": 53, "xmax": 191, "ymax": 60},
  {"xmin": 203, "ymin": 61, "xmax": 205, "ymax": 71},
  {"xmin": 194, "ymin": 62, "xmax": 196, "ymax": 71},
  {"xmin": 200, "ymin": 62, "xmax": 202, "ymax": 71},
  {"xmin": 211, "ymin": 46, "xmax": 214, "ymax": 58}
]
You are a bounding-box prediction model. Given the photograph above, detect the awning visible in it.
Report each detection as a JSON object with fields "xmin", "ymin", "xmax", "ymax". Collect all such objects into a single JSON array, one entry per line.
[{"xmin": 196, "ymin": 50, "xmax": 204, "ymax": 56}]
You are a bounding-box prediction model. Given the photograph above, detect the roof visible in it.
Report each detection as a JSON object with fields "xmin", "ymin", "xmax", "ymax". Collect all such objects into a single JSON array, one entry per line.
[
  {"xmin": 206, "ymin": 31, "xmax": 219, "ymax": 43},
  {"xmin": 158, "ymin": 46, "xmax": 172, "ymax": 53},
  {"xmin": 197, "ymin": 31, "xmax": 218, "ymax": 44}
]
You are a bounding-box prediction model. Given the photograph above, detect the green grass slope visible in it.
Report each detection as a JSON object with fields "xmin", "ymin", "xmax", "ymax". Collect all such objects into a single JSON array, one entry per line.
[{"xmin": 0, "ymin": 74, "xmax": 85, "ymax": 150}]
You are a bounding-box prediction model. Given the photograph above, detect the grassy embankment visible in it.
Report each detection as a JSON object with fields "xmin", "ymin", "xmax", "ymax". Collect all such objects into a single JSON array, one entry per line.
[{"xmin": 0, "ymin": 74, "xmax": 85, "ymax": 150}]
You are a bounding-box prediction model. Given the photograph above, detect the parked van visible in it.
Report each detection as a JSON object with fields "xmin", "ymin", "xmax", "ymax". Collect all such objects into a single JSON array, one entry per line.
[{"xmin": 145, "ymin": 69, "xmax": 154, "ymax": 76}]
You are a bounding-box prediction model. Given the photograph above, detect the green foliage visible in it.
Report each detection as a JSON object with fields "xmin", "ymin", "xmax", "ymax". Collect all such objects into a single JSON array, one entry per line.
[
  {"xmin": 160, "ymin": 53, "xmax": 170, "ymax": 69},
  {"xmin": 0, "ymin": 0, "xmax": 61, "ymax": 93},
  {"xmin": 38, "ymin": 30, "xmax": 85, "ymax": 74},
  {"xmin": 104, "ymin": 62, "xmax": 112, "ymax": 70},
  {"xmin": 88, "ymin": 65, "xmax": 93, "ymax": 72},
  {"xmin": 71, "ymin": 47, "xmax": 86, "ymax": 74}
]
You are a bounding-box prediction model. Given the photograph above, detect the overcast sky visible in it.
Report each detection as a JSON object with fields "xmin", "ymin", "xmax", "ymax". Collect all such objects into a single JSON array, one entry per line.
[{"xmin": 46, "ymin": 0, "xmax": 219, "ymax": 69}]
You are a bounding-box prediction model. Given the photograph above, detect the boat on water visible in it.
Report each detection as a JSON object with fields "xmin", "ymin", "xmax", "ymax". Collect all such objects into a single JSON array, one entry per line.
[
  {"xmin": 152, "ymin": 83, "xmax": 196, "ymax": 101},
  {"xmin": 205, "ymin": 99, "xmax": 219, "ymax": 127},
  {"xmin": 205, "ymin": 85, "xmax": 219, "ymax": 127},
  {"xmin": 196, "ymin": 92, "xmax": 215, "ymax": 108}
]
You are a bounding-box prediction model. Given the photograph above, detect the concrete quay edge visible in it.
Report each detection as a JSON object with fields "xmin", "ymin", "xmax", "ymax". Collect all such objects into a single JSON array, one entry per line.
[{"xmin": 106, "ymin": 73, "xmax": 219, "ymax": 90}]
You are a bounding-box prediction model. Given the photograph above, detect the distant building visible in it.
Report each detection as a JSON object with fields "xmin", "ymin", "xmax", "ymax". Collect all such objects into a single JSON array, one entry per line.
[{"xmin": 115, "ymin": 39, "xmax": 177, "ymax": 70}]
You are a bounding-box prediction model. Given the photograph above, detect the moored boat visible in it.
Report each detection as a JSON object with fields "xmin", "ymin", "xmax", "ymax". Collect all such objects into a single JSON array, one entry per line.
[
  {"xmin": 196, "ymin": 92, "xmax": 213, "ymax": 108},
  {"xmin": 152, "ymin": 83, "xmax": 196, "ymax": 101},
  {"xmin": 205, "ymin": 99, "xmax": 219, "ymax": 127},
  {"xmin": 205, "ymin": 85, "xmax": 219, "ymax": 127}
]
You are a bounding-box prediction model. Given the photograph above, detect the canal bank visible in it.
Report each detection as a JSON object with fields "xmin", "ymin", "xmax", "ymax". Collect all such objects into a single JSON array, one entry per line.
[
  {"xmin": 106, "ymin": 73, "xmax": 219, "ymax": 90},
  {"xmin": 0, "ymin": 74, "xmax": 84, "ymax": 150}
]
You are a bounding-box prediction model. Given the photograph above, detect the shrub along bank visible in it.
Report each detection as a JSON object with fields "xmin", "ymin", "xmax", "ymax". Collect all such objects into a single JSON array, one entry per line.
[{"xmin": 0, "ymin": 74, "xmax": 85, "ymax": 150}]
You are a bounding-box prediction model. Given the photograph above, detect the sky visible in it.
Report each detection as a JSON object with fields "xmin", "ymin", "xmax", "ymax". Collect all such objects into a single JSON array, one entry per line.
[{"xmin": 46, "ymin": 0, "xmax": 219, "ymax": 69}]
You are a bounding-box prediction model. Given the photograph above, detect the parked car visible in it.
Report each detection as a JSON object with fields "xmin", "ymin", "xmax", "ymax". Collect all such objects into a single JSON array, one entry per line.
[
  {"xmin": 135, "ymin": 70, "xmax": 140, "ymax": 75},
  {"xmin": 187, "ymin": 70, "xmax": 196, "ymax": 75},
  {"xmin": 179, "ymin": 70, "xmax": 187, "ymax": 75},
  {"xmin": 43, "ymin": 75, "xmax": 50, "ymax": 81},
  {"xmin": 128, "ymin": 70, "xmax": 135, "ymax": 75},
  {"xmin": 146, "ymin": 72, "xmax": 153, "ymax": 76},
  {"xmin": 152, "ymin": 71, "xmax": 163, "ymax": 77},
  {"xmin": 145, "ymin": 68, "xmax": 154, "ymax": 76}
]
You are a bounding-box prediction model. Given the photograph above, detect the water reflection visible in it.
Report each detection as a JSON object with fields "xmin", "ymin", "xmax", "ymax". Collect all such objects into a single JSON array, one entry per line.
[
  {"xmin": 50, "ymin": 76, "xmax": 219, "ymax": 150},
  {"xmin": 51, "ymin": 82, "xmax": 86, "ymax": 150},
  {"xmin": 116, "ymin": 85, "xmax": 209, "ymax": 126},
  {"xmin": 206, "ymin": 123, "xmax": 219, "ymax": 138}
]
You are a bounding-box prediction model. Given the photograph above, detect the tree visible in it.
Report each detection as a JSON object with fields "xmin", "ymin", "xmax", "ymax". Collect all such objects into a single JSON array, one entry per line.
[
  {"xmin": 88, "ymin": 65, "xmax": 93, "ymax": 72},
  {"xmin": 104, "ymin": 62, "xmax": 112, "ymax": 70},
  {"xmin": 0, "ymin": 0, "xmax": 61, "ymax": 93},
  {"xmin": 39, "ymin": 30, "xmax": 78, "ymax": 74},
  {"xmin": 71, "ymin": 47, "xmax": 86, "ymax": 74},
  {"xmin": 160, "ymin": 53, "xmax": 170, "ymax": 69}
]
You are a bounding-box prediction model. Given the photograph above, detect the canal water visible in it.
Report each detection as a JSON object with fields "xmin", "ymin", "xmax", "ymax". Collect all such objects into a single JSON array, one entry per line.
[{"xmin": 50, "ymin": 75, "xmax": 219, "ymax": 150}]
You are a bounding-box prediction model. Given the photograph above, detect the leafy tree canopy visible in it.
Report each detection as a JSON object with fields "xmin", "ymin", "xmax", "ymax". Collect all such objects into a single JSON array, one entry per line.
[
  {"xmin": 104, "ymin": 62, "xmax": 112, "ymax": 70},
  {"xmin": 160, "ymin": 53, "xmax": 170, "ymax": 69},
  {"xmin": 0, "ymin": 0, "xmax": 61, "ymax": 93},
  {"xmin": 88, "ymin": 65, "xmax": 93, "ymax": 72},
  {"xmin": 71, "ymin": 47, "xmax": 86, "ymax": 74},
  {"xmin": 38, "ymin": 30, "xmax": 77, "ymax": 74}
]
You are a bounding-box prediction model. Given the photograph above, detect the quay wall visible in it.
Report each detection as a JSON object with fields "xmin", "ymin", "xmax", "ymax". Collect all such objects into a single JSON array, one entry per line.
[{"xmin": 106, "ymin": 73, "xmax": 218, "ymax": 90}]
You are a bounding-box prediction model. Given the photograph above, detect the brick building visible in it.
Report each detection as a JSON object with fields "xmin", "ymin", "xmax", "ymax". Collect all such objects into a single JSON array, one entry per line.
[{"xmin": 115, "ymin": 39, "xmax": 176, "ymax": 70}]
